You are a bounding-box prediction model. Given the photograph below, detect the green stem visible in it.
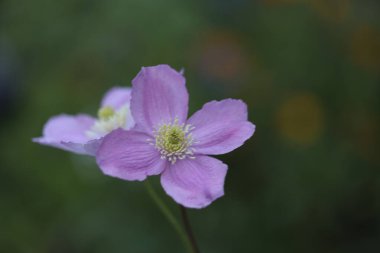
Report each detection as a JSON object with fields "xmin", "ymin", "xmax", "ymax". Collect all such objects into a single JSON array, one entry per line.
[
  {"xmin": 179, "ymin": 205, "xmax": 200, "ymax": 253},
  {"xmin": 144, "ymin": 180, "xmax": 194, "ymax": 253}
]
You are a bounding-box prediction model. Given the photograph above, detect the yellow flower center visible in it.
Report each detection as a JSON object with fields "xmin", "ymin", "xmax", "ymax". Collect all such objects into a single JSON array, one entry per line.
[
  {"xmin": 86, "ymin": 105, "xmax": 132, "ymax": 139},
  {"xmin": 152, "ymin": 118, "xmax": 195, "ymax": 164},
  {"xmin": 98, "ymin": 106, "xmax": 115, "ymax": 120}
]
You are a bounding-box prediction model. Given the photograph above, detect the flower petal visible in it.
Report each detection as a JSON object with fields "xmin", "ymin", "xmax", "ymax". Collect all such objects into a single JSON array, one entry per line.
[
  {"xmin": 101, "ymin": 87, "xmax": 132, "ymax": 110},
  {"xmin": 188, "ymin": 99, "xmax": 255, "ymax": 155},
  {"xmin": 131, "ymin": 65, "xmax": 188, "ymax": 132},
  {"xmin": 96, "ymin": 129, "xmax": 166, "ymax": 181},
  {"xmin": 33, "ymin": 114, "xmax": 96, "ymax": 155},
  {"xmin": 160, "ymin": 156, "xmax": 227, "ymax": 208}
]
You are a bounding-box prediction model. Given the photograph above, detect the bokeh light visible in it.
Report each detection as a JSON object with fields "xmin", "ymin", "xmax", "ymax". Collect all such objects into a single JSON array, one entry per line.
[
  {"xmin": 349, "ymin": 25, "xmax": 380, "ymax": 73},
  {"xmin": 191, "ymin": 29, "xmax": 250, "ymax": 87},
  {"xmin": 276, "ymin": 92, "xmax": 325, "ymax": 146},
  {"xmin": 309, "ymin": 0, "xmax": 350, "ymax": 24}
]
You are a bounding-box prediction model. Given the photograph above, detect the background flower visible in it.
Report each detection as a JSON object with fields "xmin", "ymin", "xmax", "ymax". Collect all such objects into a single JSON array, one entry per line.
[{"xmin": 33, "ymin": 87, "xmax": 134, "ymax": 155}]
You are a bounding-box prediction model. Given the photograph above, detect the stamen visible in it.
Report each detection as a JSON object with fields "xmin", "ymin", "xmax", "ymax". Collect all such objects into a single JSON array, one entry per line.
[
  {"xmin": 86, "ymin": 105, "xmax": 131, "ymax": 139},
  {"xmin": 98, "ymin": 106, "xmax": 115, "ymax": 120},
  {"xmin": 152, "ymin": 118, "xmax": 195, "ymax": 164}
]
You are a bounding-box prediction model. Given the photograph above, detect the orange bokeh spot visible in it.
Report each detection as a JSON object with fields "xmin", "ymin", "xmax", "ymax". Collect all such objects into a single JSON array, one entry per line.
[
  {"xmin": 262, "ymin": 0, "xmax": 299, "ymax": 6},
  {"xmin": 276, "ymin": 92, "xmax": 325, "ymax": 146},
  {"xmin": 350, "ymin": 25, "xmax": 380, "ymax": 73},
  {"xmin": 309, "ymin": 0, "xmax": 350, "ymax": 24},
  {"xmin": 191, "ymin": 30, "xmax": 249, "ymax": 83},
  {"xmin": 350, "ymin": 111, "xmax": 379, "ymax": 164}
]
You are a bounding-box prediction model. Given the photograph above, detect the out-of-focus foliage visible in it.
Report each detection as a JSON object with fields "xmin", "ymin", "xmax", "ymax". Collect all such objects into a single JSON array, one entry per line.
[{"xmin": 1, "ymin": 0, "xmax": 379, "ymax": 252}]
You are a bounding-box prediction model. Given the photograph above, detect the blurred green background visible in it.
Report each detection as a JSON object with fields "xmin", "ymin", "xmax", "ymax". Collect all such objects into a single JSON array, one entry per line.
[{"xmin": 1, "ymin": 0, "xmax": 380, "ymax": 252}]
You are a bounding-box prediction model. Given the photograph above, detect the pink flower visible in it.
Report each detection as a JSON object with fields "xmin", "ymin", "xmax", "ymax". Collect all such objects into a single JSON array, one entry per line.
[
  {"xmin": 34, "ymin": 87, "xmax": 135, "ymax": 155},
  {"xmin": 96, "ymin": 65, "xmax": 255, "ymax": 208}
]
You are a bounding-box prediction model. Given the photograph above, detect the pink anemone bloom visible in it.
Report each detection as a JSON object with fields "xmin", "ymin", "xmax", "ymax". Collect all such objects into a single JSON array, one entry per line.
[
  {"xmin": 96, "ymin": 65, "xmax": 255, "ymax": 208},
  {"xmin": 33, "ymin": 87, "xmax": 135, "ymax": 155}
]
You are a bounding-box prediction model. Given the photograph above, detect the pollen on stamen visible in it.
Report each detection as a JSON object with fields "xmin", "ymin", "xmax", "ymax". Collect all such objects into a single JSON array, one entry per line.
[
  {"xmin": 98, "ymin": 106, "xmax": 115, "ymax": 120},
  {"xmin": 151, "ymin": 118, "xmax": 196, "ymax": 164}
]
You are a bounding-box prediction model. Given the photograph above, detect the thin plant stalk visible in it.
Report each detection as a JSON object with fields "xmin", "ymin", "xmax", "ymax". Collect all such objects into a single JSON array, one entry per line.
[
  {"xmin": 179, "ymin": 205, "xmax": 200, "ymax": 253},
  {"xmin": 144, "ymin": 180, "xmax": 195, "ymax": 253}
]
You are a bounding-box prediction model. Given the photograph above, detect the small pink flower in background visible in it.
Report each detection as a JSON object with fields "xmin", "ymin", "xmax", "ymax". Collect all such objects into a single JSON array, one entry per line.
[
  {"xmin": 33, "ymin": 87, "xmax": 135, "ymax": 155},
  {"xmin": 96, "ymin": 65, "xmax": 255, "ymax": 208}
]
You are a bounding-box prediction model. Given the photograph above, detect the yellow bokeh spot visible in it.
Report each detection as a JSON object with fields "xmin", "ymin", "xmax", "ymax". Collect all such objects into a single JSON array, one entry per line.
[{"xmin": 276, "ymin": 93, "xmax": 325, "ymax": 146}]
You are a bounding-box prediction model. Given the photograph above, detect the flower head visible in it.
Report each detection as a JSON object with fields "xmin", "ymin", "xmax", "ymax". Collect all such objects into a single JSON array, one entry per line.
[
  {"xmin": 34, "ymin": 87, "xmax": 134, "ymax": 155},
  {"xmin": 96, "ymin": 65, "xmax": 255, "ymax": 208}
]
